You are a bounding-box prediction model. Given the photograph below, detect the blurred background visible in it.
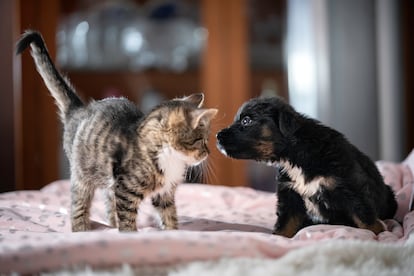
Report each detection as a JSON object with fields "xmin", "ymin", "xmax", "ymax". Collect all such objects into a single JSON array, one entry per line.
[{"xmin": 0, "ymin": 0, "xmax": 412, "ymax": 192}]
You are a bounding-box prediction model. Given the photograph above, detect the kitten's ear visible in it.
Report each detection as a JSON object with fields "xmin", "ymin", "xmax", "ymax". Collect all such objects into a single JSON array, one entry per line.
[
  {"xmin": 191, "ymin": 108, "xmax": 218, "ymax": 129},
  {"xmin": 182, "ymin": 93, "xmax": 204, "ymax": 108}
]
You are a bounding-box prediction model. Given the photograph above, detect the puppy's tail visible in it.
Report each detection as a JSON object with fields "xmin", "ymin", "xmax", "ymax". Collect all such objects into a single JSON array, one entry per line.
[{"xmin": 16, "ymin": 30, "xmax": 84, "ymax": 121}]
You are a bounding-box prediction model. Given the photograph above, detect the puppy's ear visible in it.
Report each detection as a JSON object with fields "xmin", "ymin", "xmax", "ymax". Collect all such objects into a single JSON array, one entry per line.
[{"xmin": 278, "ymin": 111, "xmax": 299, "ymax": 137}]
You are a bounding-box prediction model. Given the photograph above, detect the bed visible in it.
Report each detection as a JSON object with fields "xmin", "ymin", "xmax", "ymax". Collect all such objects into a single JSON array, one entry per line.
[{"xmin": 1, "ymin": 151, "xmax": 414, "ymax": 275}]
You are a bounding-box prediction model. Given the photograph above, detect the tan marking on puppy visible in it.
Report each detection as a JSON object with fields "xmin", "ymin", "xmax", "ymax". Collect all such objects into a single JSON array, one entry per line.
[
  {"xmin": 352, "ymin": 215, "xmax": 385, "ymax": 234},
  {"xmin": 274, "ymin": 215, "xmax": 303, "ymax": 238},
  {"xmin": 261, "ymin": 126, "xmax": 272, "ymax": 138},
  {"xmin": 280, "ymin": 160, "xmax": 336, "ymax": 197},
  {"xmin": 279, "ymin": 160, "xmax": 336, "ymax": 223},
  {"xmin": 255, "ymin": 141, "xmax": 274, "ymax": 158}
]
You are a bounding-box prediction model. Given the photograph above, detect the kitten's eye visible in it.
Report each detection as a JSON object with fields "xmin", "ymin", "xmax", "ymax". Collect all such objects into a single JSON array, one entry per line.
[
  {"xmin": 192, "ymin": 138, "xmax": 203, "ymax": 145},
  {"xmin": 241, "ymin": 116, "xmax": 253, "ymax": 126}
]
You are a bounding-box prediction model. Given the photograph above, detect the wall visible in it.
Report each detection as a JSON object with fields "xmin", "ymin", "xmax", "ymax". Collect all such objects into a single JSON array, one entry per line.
[{"xmin": 328, "ymin": 0, "xmax": 379, "ymax": 160}]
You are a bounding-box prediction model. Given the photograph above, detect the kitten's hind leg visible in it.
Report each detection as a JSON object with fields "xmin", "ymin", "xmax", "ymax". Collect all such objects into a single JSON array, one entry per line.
[
  {"xmin": 71, "ymin": 179, "xmax": 94, "ymax": 232},
  {"xmin": 105, "ymin": 187, "xmax": 118, "ymax": 228},
  {"xmin": 115, "ymin": 182, "xmax": 143, "ymax": 232},
  {"xmin": 152, "ymin": 190, "xmax": 178, "ymax": 230}
]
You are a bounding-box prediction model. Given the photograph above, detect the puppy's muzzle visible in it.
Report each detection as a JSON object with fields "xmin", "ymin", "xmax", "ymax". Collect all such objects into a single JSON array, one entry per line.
[{"xmin": 216, "ymin": 129, "xmax": 229, "ymax": 156}]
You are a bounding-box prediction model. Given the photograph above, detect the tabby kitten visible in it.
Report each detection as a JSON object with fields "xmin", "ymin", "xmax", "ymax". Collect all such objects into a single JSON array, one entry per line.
[{"xmin": 17, "ymin": 30, "xmax": 218, "ymax": 232}]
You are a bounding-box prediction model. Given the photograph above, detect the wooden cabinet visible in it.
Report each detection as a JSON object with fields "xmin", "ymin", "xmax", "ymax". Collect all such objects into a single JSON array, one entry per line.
[
  {"xmin": 15, "ymin": 0, "xmax": 61, "ymax": 190},
  {"xmin": 10, "ymin": 0, "xmax": 287, "ymax": 190}
]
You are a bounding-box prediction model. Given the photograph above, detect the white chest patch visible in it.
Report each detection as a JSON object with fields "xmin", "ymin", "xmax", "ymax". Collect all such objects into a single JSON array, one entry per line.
[
  {"xmin": 304, "ymin": 198, "xmax": 328, "ymax": 223},
  {"xmin": 279, "ymin": 160, "xmax": 327, "ymax": 197},
  {"xmin": 156, "ymin": 146, "xmax": 192, "ymax": 194},
  {"xmin": 279, "ymin": 160, "xmax": 335, "ymax": 223}
]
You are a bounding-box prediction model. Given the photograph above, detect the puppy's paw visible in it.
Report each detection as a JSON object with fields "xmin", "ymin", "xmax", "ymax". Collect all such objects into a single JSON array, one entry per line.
[
  {"xmin": 353, "ymin": 216, "xmax": 386, "ymax": 235},
  {"xmin": 273, "ymin": 215, "xmax": 304, "ymax": 238},
  {"xmin": 368, "ymin": 219, "xmax": 386, "ymax": 235},
  {"xmin": 272, "ymin": 226, "xmax": 297, "ymax": 238}
]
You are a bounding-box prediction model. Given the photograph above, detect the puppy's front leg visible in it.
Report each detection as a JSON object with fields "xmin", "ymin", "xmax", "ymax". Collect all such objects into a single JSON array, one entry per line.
[
  {"xmin": 350, "ymin": 200, "xmax": 385, "ymax": 234},
  {"xmin": 273, "ymin": 185, "xmax": 309, "ymax": 238}
]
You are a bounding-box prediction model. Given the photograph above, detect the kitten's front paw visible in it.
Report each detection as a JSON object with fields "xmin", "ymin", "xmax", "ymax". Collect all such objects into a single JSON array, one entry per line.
[
  {"xmin": 72, "ymin": 223, "xmax": 91, "ymax": 232},
  {"xmin": 118, "ymin": 223, "xmax": 138, "ymax": 232},
  {"xmin": 108, "ymin": 214, "xmax": 118, "ymax": 228},
  {"xmin": 159, "ymin": 215, "xmax": 178, "ymax": 230},
  {"xmin": 71, "ymin": 215, "xmax": 92, "ymax": 232},
  {"xmin": 163, "ymin": 224, "xmax": 178, "ymax": 230}
]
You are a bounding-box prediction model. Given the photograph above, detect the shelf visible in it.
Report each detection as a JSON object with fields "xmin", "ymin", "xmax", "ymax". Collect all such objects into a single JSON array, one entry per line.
[
  {"xmin": 65, "ymin": 69, "xmax": 201, "ymax": 103},
  {"xmin": 65, "ymin": 69, "xmax": 287, "ymax": 103}
]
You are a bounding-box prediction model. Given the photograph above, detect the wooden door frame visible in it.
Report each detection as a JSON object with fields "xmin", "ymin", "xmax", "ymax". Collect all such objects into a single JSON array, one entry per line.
[{"xmin": 0, "ymin": 0, "xmax": 19, "ymax": 192}]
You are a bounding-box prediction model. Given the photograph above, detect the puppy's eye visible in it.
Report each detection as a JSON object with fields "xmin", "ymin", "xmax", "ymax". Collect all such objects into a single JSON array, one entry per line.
[{"xmin": 241, "ymin": 116, "xmax": 253, "ymax": 126}]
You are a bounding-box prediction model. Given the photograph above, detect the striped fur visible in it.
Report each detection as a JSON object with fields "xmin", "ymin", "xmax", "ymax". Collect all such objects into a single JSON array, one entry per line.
[{"xmin": 17, "ymin": 30, "xmax": 217, "ymax": 232}]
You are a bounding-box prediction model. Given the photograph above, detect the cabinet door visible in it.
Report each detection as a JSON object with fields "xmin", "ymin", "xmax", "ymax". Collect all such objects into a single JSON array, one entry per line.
[
  {"xmin": 16, "ymin": 0, "xmax": 61, "ymax": 190},
  {"xmin": 201, "ymin": 0, "xmax": 250, "ymax": 186}
]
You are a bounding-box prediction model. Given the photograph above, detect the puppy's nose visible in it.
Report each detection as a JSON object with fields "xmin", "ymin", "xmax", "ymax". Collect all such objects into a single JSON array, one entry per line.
[{"xmin": 216, "ymin": 130, "xmax": 224, "ymax": 141}]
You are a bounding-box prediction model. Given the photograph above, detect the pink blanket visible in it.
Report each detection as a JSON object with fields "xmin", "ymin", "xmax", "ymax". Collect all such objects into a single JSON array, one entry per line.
[{"xmin": 1, "ymin": 151, "xmax": 414, "ymax": 274}]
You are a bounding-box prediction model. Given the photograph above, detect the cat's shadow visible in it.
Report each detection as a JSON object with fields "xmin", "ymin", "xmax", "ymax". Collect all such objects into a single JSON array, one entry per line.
[
  {"xmin": 178, "ymin": 217, "xmax": 272, "ymax": 233},
  {"xmin": 90, "ymin": 216, "xmax": 272, "ymax": 234}
]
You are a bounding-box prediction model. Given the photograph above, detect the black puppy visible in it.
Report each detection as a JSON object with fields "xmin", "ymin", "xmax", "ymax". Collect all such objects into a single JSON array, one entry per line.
[{"xmin": 216, "ymin": 97, "xmax": 397, "ymax": 237}]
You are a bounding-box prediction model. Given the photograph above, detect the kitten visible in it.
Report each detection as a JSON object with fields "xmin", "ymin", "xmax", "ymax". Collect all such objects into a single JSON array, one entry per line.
[{"xmin": 16, "ymin": 30, "xmax": 218, "ymax": 232}]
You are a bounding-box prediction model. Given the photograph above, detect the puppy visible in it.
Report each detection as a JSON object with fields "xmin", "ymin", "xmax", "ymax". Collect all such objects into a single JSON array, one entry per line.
[{"xmin": 216, "ymin": 96, "xmax": 397, "ymax": 238}]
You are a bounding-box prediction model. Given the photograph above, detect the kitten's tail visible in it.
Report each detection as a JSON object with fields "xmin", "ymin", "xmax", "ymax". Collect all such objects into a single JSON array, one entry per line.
[{"xmin": 16, "ymin": 30, "xmax": 84, "ymax": 121}]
